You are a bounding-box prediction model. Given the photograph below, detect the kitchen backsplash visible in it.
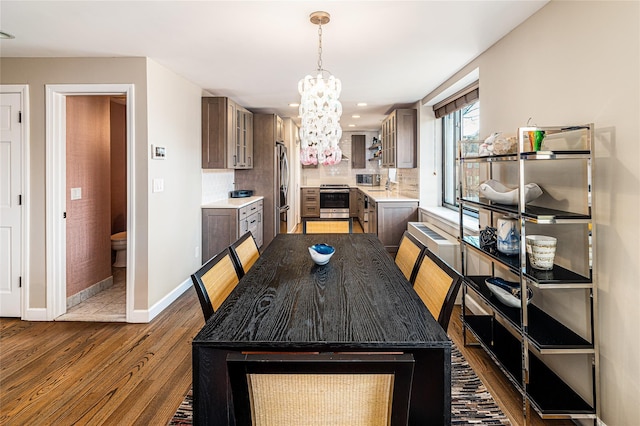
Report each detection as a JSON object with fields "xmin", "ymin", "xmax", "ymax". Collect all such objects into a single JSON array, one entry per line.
[
  {"xmin": 302, "ymin": 131, "xmax": 381, "ymax": 186},
  {"xmin": 202, "ymin": 169, "xmax": 235, "ymax": 204}
]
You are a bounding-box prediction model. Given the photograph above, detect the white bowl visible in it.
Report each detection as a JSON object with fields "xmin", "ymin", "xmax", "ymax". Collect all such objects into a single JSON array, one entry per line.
[
  {"xmin": 479, "ymin": 179, "xmax": 543, "ymax": 205},
  {"xmin": 485, "ymin": 277, "xmax": 533, "ymax": 308},
  {"xmin": 526, "ymin": 235, "xmax": 557, "ymax": 270},
  {"xmin": 308, "ymin": 244, "xmax": 335, "ymax": 266}
]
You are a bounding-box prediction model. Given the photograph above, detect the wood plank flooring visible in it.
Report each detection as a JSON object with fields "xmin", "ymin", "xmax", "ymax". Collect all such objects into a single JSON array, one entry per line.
[
  {"xmin": 0, "ymin": 288, "xmax": 203, "ymax": 425},
  {"xmin": 1, "ymin": 223, "xmax": 571, "ymax": 425}
]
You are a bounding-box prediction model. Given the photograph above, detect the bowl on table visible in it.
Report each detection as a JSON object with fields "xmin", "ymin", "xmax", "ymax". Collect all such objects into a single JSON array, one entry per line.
[
  {"xmin": 485, "ymin": 277, "xmax": 533, "ymax": 308},
  {"xmin": 308, "ymin": 243, "xmax": 335, "ymax": 265}
]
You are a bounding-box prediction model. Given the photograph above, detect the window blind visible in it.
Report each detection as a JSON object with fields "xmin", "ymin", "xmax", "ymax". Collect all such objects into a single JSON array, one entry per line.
[{"xmin": 433, "ymin": 82, "xmax": 479, "ymax": 118}]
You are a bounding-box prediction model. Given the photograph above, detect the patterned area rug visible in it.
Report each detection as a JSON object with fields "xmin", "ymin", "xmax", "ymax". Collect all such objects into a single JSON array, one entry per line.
[{"xmin": 169, "ymin": 344, "xmax": 510, "ymax": 425}]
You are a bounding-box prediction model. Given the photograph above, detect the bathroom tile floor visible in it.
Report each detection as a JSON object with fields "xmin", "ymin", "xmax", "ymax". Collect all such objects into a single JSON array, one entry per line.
[{"xmin": 55, "ymin": 268, "xmax": 126, "ymax": 322}]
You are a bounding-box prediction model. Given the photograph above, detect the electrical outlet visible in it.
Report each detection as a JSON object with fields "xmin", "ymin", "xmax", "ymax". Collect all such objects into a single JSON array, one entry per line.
[
  {"xmin": 195, "ymin": 246, "xmax": 200, "ymax": 258},
  {"xmin": 70, "ymin": 187, "xmax": 82, "ymax": 200}
]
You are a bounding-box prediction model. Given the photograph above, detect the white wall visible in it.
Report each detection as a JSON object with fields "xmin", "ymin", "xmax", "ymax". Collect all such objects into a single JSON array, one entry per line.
[
  {"xmin": 0, "ymin": 57, "xmax": 205, "ymax": 318},
  {"xmin": 0, "ymin": 57, "xmax": 149, "ymax": 310},
  {"xmin": 420, "ymin": 1, "xmax": 639, "ymax": 424},
  {"xmin": 145, "ymin": 59, "xmax": 202, "ymax": 308}
]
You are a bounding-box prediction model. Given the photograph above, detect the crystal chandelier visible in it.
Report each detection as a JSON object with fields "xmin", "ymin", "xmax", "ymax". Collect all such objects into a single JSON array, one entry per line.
[{"xmin": 299, "ymin": 11, "xmax": 343, "ymax": 166}]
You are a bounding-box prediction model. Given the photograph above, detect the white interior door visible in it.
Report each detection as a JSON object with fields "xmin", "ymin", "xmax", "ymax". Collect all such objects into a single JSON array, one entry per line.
[{"xmin": 0, "ymin": 92, "xmax": 23, "ymax": 317}]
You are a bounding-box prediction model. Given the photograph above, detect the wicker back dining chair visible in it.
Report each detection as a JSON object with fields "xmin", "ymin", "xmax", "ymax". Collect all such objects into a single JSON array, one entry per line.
[
  {"xmin": 303, "ymin": 219, "xmax": 352, "ymax": 234},
  {"xmin": 227, "ymin": 352, "xmax": 415, "ymax": 426},
  {"xmin": 395, "ymin": 231, "xmax": 426, "ymax": 284},
  {"xmin": 230, "ymin": 232, "xmax": 260, "ymax": 278},
  {"xmin": 191, "ymin": 247, "xmax": 240, "ymax": 321},
  {"xmin": 412, "ymin": 248, "xmax": 462, "ymax": 332}
]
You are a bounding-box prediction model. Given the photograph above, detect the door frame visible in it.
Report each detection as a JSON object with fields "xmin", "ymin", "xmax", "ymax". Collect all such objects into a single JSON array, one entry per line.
[
  {"xmin": 45, "ymin": 84, "xmax": 135, "ymax": 321},
  {"xmin": 0, "ymin": 85, "xmax": 30, "ymax": 319}
]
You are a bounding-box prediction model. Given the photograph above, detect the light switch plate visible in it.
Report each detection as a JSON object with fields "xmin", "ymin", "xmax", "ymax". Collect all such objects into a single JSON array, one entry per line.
[
  {"xmin": 153, "ymin": 178, "xmax": 164, "ymax": 193},
  {"xmin": 70, "ymin": 187, "xmax": 82, "ymax": 200}
]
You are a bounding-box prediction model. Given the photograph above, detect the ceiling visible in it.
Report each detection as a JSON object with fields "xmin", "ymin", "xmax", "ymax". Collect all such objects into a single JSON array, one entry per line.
[{"xmin": 0, "ymin": 1, "xmax": 548, "ymax": 131}]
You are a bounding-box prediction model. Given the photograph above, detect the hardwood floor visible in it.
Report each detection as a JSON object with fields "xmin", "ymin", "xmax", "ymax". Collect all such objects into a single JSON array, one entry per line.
[
  {"xmin": 1, "ymin": 223, "xmax": 571, "ymax": 425},
  {"xmin": 0, "ymin": 288, "xmax": 204, "ymax": 425}
]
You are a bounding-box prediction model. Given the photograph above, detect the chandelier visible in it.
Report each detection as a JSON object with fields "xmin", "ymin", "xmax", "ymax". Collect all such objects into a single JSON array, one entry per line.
[{"xmin": 299, "ymin": 11, "xmax": 343, "ymax": 166}]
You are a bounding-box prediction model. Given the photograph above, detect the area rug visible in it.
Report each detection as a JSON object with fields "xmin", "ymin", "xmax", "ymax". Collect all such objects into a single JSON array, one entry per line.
[{"xmin": 169, "ymin": 344, "xmax": 510, "ymax": 425}]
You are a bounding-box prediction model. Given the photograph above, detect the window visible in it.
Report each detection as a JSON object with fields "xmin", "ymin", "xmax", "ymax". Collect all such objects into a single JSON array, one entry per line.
[{"xmin": 435, "ymin": 84, "xmax": 479, "ymax": 211}]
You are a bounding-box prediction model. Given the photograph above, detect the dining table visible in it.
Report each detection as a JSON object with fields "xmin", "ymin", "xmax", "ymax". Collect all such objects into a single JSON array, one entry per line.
[{"xmin": 192, "ymin": 233, "xmax": 452, "ymax": 425}]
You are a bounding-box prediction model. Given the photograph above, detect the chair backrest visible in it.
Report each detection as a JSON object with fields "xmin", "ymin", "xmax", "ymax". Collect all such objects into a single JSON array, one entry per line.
[
  {"xmin": 230, "ymin": 231, "xmax": 260, "ymax": 278},
  {"xmin": 304, "ymin": 220, "xmax": 352, "ymax": 234},
  {"xmin": 227, "ymin": 353, "xmax": 414, "ymax": 426},
  {"xmin": 191, "ymin": 247, "xmax": 240, "ymax": 321},
  {"xmin": 395, "ymin": 231, "xmax": 425, "ymax": 283},
  {"xmin": 412, "ymin": 248, "xmax": 462, "ymax": 332}
]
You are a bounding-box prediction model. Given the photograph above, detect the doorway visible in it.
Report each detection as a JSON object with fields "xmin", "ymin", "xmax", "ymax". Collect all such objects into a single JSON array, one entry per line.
[{"xmin": 45, "ymin": 84, "xmax": 135, "ymax": 322}]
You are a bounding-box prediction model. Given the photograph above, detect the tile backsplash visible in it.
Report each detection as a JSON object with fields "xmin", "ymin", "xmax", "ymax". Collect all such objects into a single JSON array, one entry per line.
[{"xmin": 202, "ymin": 169, "xmax": 234, "ymax": 204}]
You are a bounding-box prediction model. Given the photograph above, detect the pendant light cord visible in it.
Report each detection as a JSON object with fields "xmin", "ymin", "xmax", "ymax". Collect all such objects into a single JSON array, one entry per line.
[{"xmin": 317, "ymin": 23, "xmax": 323, "ymax": 72}]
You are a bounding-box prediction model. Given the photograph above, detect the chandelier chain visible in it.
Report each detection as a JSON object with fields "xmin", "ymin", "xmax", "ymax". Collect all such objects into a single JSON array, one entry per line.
[{"xmin": 317, "ymin": 23, "xmax": 323, "ymax": 71}]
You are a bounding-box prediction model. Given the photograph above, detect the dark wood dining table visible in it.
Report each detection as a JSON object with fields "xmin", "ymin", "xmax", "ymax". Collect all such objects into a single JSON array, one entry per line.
[{"xmin": 192, "ymin": 233, "xmax": 451, "ymax": 425}]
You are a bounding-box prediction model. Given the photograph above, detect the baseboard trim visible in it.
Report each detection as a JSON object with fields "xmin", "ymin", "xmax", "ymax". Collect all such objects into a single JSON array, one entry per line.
[
  {"xmin": 23, "ymin": 307, "xmax": 48, "ymax": 321},
  {"xmin": 127, "ymin": 277, "xmax": 192, "ymax": 323}
]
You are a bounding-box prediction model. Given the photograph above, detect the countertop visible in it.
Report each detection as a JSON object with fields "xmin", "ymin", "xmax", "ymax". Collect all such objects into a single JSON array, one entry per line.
[
  {"xmin": 201, "ymin": 195, "xmax": 264, "ymax": 209},
  {"xmin": 356, "ymin": 186, "xmax": 419, "ymax": 203},
  {"xmin": 300, "ymin": 184, "xmax": 418, "ymax": 202}
]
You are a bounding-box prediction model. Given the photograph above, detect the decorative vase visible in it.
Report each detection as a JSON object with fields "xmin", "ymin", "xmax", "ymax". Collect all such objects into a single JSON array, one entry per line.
[
  {"xmin": 497, "ymin": 217, "xmax": 519, "ymax": 256},
  {"xmin": 527, "ymin": 130, "xmax": 546, "ymax": 152}
]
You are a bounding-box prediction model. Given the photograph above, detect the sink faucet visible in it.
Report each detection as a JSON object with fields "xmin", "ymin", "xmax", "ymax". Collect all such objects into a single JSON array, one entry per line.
[{"xmin": 385, "ymin": 179, "xmax": 390, "ymax": 190}]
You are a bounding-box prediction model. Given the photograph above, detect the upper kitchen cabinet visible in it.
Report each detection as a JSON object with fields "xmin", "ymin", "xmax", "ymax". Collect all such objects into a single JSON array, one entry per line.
[
  {"xmin": 351, "ymin": 134, "xmax": 366, "ymax": 169},
  {"xmin": 276, "ymin": 115, "xmax": 284, "ymax": 142},
  {"xmin": 381, "ymin": 108, "xmax": 417, "ymax": 168},
  {"xmin": 202, "ymin": 96, "xmax": 253, "ymax": 169}
]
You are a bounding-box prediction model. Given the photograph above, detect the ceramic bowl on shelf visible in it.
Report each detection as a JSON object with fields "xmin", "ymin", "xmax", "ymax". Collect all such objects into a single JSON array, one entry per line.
[
  {"xmin": 485, "ymin": 277, "xmax": 533, "ymax": 308},
  {"xmin": 479, "ymin": 179, "xmax": 543, "ymax": 205},
  {"xmin": 308, "ymin": 244, "xmax": 335, "ymax": 266}
]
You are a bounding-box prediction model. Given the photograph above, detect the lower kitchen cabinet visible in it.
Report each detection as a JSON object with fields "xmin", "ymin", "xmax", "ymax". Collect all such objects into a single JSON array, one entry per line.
[
  {"xmin": 202, "ymin": 199, "xmax": 263, "ymax": 263},
  {"xmin": 374, "ymin": 201, "xmax": 417, "ymax": 254},
  {"xmin": 350, "ymin": 188, "xmax": 358, "ymax": 218},
  {"xmin": 301, "ymin": 188, "xmax": 320, "ymax": 218}
]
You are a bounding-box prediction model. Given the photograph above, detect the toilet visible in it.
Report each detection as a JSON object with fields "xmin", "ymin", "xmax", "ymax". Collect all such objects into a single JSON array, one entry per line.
[{"xmin": 111, "ymin": 231, "xmax": 127, "ymax": 268}]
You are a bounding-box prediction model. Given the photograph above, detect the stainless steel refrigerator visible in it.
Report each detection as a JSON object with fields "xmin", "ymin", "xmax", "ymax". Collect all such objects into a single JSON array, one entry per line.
[{"xmin": 276, "ymin": 142, "xmax": 290, "ymax": 234}]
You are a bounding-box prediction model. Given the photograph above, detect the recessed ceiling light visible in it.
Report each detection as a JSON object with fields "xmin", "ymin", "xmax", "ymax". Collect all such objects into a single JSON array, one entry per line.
[
  {"xmin": 352, "ymin": 115, "xmax": 360, "ymax": 118},
  {"xmin": 0, "ymin": 31, "xmax": 15, "ymax": 39},
  {"xmin": 348, "ymin": 124, "xmax": 356, "ymax": 127},
  {"xmin": 357, "ymin": 102, "xmax": 367, "ymax": 107},
  {"xmin": 289, "ymin": 103, "xmax": 299, "ymax": 107}
]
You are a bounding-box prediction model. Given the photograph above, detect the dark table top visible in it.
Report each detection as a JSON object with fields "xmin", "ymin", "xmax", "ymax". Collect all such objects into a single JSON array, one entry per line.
[{"xmin": 193, "ymin": 233, "xmax": 450, "ymax": 351}]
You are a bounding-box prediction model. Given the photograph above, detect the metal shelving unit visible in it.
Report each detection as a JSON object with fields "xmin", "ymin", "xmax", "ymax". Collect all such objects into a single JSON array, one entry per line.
[{"xmin": 458, "ymin": 124, "xmax": 599, "ymax": 423}]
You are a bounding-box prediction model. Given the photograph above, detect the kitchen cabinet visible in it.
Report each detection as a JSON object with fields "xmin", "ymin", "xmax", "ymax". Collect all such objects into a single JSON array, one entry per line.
[
  {"xmin": 351, "ymin": 135, "xmax": 366, "ymax": 169},
  {"xmin": 202, "ymin": 96, "xmax": 253, "ymax": 169},
  {"xmin": 381, "ymin": 108, "xmax": 417, "ymax": 168},
  {"xmin": 367, "ymin": 199, "xmax": 377, "ymax": 236},
  {"xmin": 374, "ymin": 201, "xmax": 417, "ymax": 253},
  {"xmin": 300, "ymin": 188, "xmax": 320, "ymax": 218},
  {"xmin": 276, "ymin": 114, "xmax": 284, "ymax": 142},
  {"xmin": 202, "ymin": 199, "xmax": 263, "ymax": 263},
  {"xmin": 349, "ymin": 188, "xmax": 358, "ymax": 218},
  {"xmin": 355, "ymin": 189, "xmax": 368, "ymax": 232},
  {"xmin": 459, "ymin": 124, "xmax": 597, "ymax": 422}
]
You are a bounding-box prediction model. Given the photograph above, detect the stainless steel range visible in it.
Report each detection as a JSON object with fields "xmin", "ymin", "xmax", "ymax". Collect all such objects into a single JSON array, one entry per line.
[{"xmin": 319, "ymin": 184, "xmax": 350, "ymax": 219}]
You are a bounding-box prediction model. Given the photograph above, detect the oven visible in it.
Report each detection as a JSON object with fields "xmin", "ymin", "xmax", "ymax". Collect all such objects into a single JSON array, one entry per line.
[{"xmin": 319, "ymin": 184, "xmax": 350, "ymax": 219}]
